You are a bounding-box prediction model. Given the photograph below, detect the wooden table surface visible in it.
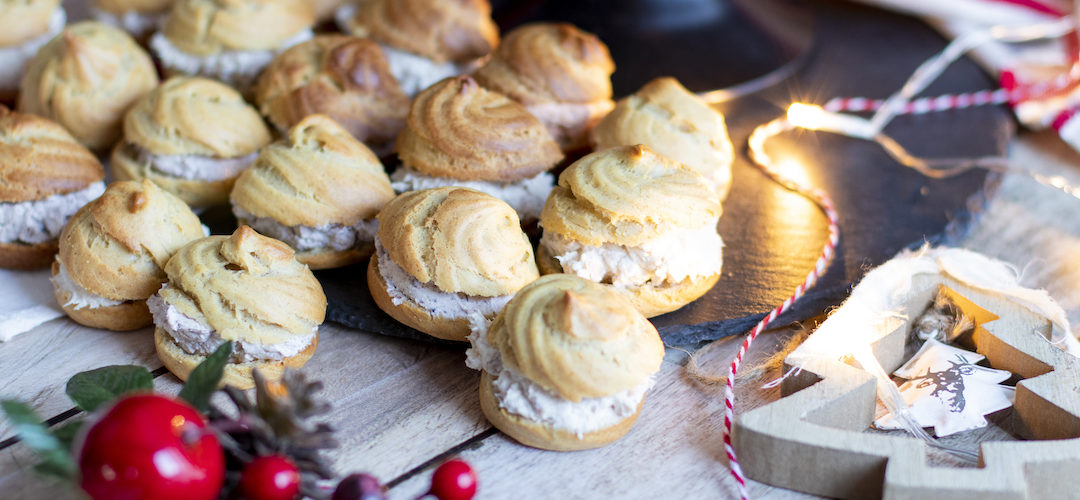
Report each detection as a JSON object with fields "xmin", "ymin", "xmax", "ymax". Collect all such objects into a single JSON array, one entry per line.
[{"xmin": 2, "ymin": 129, "xmax": 1078, "ymax": 499}]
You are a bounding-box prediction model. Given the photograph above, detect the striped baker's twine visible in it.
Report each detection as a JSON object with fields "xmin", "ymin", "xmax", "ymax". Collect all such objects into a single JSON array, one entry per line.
[{"xmin": 722, "ymin": 118, "xmax": 840, "ymax": 499}]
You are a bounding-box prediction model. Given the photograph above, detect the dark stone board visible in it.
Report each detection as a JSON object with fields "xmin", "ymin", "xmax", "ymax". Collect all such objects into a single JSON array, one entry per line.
[{"xmin": 319, "ymin": 0, "xmax": 1011, "ymax": 346}]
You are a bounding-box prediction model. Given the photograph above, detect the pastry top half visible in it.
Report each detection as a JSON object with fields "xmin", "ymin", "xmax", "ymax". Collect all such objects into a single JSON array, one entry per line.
[
  {"xmin": 18, "ymin": 21, "xmax": 159, "ymax": 151},
  {"xmin": 231, "ymin": 114, "xmax": 395, "ymax": 227},
  {"xmin": 591, "ymin": 77, "xmax": 734, "ymax": 198},
  {"xmin": 486, "ymin": 273, "xmax": 664, "ymax": 401},
  {"xmin": 377, "ymin": 187, "xmax": 539, "ymax": 297},
  {"xmin": 473, "ymin": 22, "xmax": 613, "ymax": 106},
  {"xmin": 58, "ymin": 179, "xmax": 204, "ymax": 301},
  {"xmin": 396, "ymin": 76, "xmax": 563, "ymax": 182},
  {"xmin": 540, "ymin": 145, "xmax": 720, "ymax": 247},
  {"xmin": 255, "ymin": 35, "xmax": 409, "ymax": 146},
  {"xmin": 161, "ymin": 226, "xmax": 326, "ymax": 345},
  {"xmin": 92, "ymin": 0, "xmax": 174, "ymax": 14},
  {"xmin": 0, "ymin": 0, "xmax": 61, "ymax": 46},
  {"xmin": 161, "ymin": 0, "xmax": 315, "ymax": 55},
  {"xmin": 0, "ymin": 107, "xmax": 104, "ymax": 203},
  {"xmin": 345, "ymin": 0, "xmax": 498, "ymax": 64},
  {"xmin": 124, "ymin": 76, "xmax": 271, "ymax": 157}
]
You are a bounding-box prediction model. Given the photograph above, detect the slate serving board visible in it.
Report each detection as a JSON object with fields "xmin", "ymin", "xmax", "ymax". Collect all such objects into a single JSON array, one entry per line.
[{"xmin": 319, "ymin": 0, "xmax": 1011, "ymax": 346}]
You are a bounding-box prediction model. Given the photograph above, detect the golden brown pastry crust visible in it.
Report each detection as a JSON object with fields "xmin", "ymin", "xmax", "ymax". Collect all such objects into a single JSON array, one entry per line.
[
  {"xmin": 160, "ymin": 226, "xmax": 326, "ymax": 347},
  {"xmin": 123, "ymin": 76, "xmax": 271, "ymax": 158},
  {"xmin": 479, "ymin": 371, "xmax": 643, "ymax": 451},
  {"xmin": 535, "ymin": 245, "xmax": 721, "ymax": 318},
  {"xmin": 472, "ymin": 23, "xmax": 614, "ymax": 151},
  {"xmin": 0, "ymin": 0, "xmax": 60, "ymax": 47},
  {"xmin": 92, "ymin": 0, "xmax": 173, "ymax": 15},
  {"xmin": 52, "ymin": 261, "xmax": 153, "ymax": 331},
  {"xmin": 161, "ymin": 0, "xmax": 315, "ymax": 55},
  {"xmin": 343, "ymin": 0, "xmax": 498, "ymax": 64},
  {"xmin": 591, "ymin": 77, "xmax": 734, "ymax": 200},
  {"xmin": 255, "ymin": 35, "xmax": 409, "ymax": 157},
  {"xmin": 539, "ymin": 145, "xmax": 720, "ymax": 247},
  {"xmin": 17, "ymin": 21, "xmax": 159, "ymax": 151},
  {"xmin": 366, "ymin": 255, "xmax": 472, "ymax": 342},
  {"xmin": 0, "ymin": 107, "xmax": 104, "ymax": 203},
  {"xmin": 57, "ymin": 179, "xmax": 204, "ymax": 302},
  {"xmin": 0, "ymin": 240, "xmax": 59, "ymax": 270},
  {"xmin": 376, "ymin": 187, "xmax": 539, "ymax": 297},
  {"xmin": 396, "ymin": 76, "xmax": 563, "ymax": 182},
  {"xmin": 485, "ymin": 273, "xmax": 663, "ymax": 401},
  {"xmin": 110, "ymin": 143, "xmax": 239, "ymax": 208},
  {"xmin": 299, "ymin": 244, "xmax": 373, "ymax": 271},
  {"xmin": 155, "ymin": 327, "xmax": 318, "ymax": 390}
]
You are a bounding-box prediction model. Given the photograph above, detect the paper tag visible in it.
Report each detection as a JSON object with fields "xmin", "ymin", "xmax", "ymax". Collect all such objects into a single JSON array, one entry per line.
[{"xmin": 875, "ymin": 338, "xmax": 1013, "ymax": 437}]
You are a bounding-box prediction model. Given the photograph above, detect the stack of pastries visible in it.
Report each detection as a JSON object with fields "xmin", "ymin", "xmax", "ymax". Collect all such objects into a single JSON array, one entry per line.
[{"xmin": 4, "ymin": 4, "xmax": 741, "ymax": 448}]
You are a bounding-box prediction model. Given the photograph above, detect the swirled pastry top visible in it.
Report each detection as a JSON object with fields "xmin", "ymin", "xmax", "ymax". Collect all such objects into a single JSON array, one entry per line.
[
  {"xmin": 343, "ymin": 0, "xmax": 498, "ymax": 64},
  {"xmin": 540, "ymin": 145, "xmax": 720, "ymax": 247},
  {"xmin": 254, "ymin": 35, "xmax": 409, "ymax": 143},
  {"xmin": 0, "ymin": 107, "xmax": 104, "ymax": 203},
  {"xmin": 486, "ymin": 273, "xmax": 663, "ymax": 401},
  {"xmin": 231, "ymin": 114, "xmax": 395, "ymax": 227},
  {"xmin": 58, "ymin": 179, "xmax": 204, "ymax": 301},
  {"xmin": 397, "ymin": 76, "xmax": 563, "ymax": 182},
  {"xmin": 17, "ymin": 21, "xmax": 159, "ymax": 151},
  {"xmin": 161, "ymin": 0, "xmax": 314, "ymax": 55},
  {"xmin": 591, "ymin": 77, "xmax": 734, "ymax": 196},
  {"xmin": 472, "ymin": 22, "xmax": 613, "ymax": 106},
  {"xmin": 124, "ymin": 76, "xmax": 271, "ymax": 157},
  {"xmin": 93, "ymin": 0, "xmax": 173, "ymax": 14},
  {"xmin": 160, "ymin": 226, "xmax": 326, "ymax": 345},
  {"xmin": 376, "ymin": 187, "xmax": 539, "ymax": 297},
  {"xmin": 0, "ymin": 0, "xmax": 61, "ymax": 46}
]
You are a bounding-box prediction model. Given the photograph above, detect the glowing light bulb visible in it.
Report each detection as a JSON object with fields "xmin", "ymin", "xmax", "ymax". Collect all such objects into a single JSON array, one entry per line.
[{"xmin": 787, "ymin": 103, "xmax": 877, "ymax": 140}]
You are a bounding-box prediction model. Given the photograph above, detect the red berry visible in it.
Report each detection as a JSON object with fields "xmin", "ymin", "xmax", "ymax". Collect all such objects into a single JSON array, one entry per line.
[
  {"xmin": 331, "ymin": 473, "xmax": 385, "ymax": 500},
  {"xmin": 240, "ymin": 455, "xmax": 301, "ymax": 500},
  {"xmin": 77, "ymin": 394, "xmax": 224, "ymax": 500},
  {"xmin": 428, "ymin": 459, "xmax": 477, "ymax": 500}
]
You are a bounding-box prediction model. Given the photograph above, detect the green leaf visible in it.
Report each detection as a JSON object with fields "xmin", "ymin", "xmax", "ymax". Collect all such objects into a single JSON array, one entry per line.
[
  {"xmin": 1, "ymin": 400, "xmax": 75, "ymax": 481},
  {"xmin": 51, "ymin": 420, "xmax": 84, "ymax": 451},
  {"xmin": 66, "ymin": 365, "xmax": 153, "ymax": 412},
  {"xmin": 179, "ymin": 341, "xmax": 233, "ymax": 412}
]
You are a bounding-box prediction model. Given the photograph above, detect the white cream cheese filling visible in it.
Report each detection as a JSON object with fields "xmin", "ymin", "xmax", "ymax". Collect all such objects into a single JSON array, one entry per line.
[
  {"xmin": 0, "ymin": 7, "xmax": 65, "ymax": 91},
  {"xmin": 233, "ymin": 205, "xmax": 378, "ymax": 253},
  {"xmin": 391, "ymin": 167, "xmax": 553, "ymax": 221},
  {"xmin": 466, "ymin": 316, "xmax": 654, "ymax": 437},
  {"xmin": 131, "ymin": 143, "xmax": 258, "ymax": 182},
  {"xmin": 375, "ymin": 236, "xmax": 511, "ymax": 320},
  {"xmin": 148, "ymin": 285, "xmax": 317, "ymax": 363},
  {"xmin": 90, "ymin": 7, "xmax": 162, "ymax": 38},
  {"xmin": 540, "ymin": 221, "xmax": 724, "ymax": 288},
  {"xmin": 0, "ymin": 182, "xmax": 105, "ymax": 245},
  {"xmin": 149, "ymin": 28, "xmax": 313, "ymax": 88},
  {"xmin": 50, "ymin": 259, "xmax": 124, "ymax": 310},
  {"xmin": 525, "ymin": 100, "xmax": 613, "ymax": 129},
  {"xmin": 378, "ymin": 44, "xmax": 475, "ymax": 97}
]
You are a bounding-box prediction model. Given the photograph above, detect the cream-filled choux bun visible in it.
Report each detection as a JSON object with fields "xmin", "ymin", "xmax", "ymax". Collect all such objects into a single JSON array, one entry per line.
[
  {"xmin": 0, "ymin": 107, "xmax": 105, "ymax": 270},
  {"xmin": 473, "ymin": 23, "xmax": 614, "ymax": 152},
  {"xmin": 0, "ymin": 0, "xmax": 65, "ymax": 100},
  {"xmin": 310, "ymin": 0, "xmax": 345, "ymax": 22},
  {"xmin": 255, "ymin": 35, "xmax": 410, "ymax": 156},
  {"xmin": 591, "ymin": 77, "xmax": 735, "ymax": 200},
  {"xmin": 466, "ymin": 273, "xmax": 665, "ymax": 451},
  {"xmin": 111, "ymin": 76, "xmax": 272, "ymax": 209},
  {"xmin": 90, "ymin": 0, "xmax": 175, "ymax": 40},
  {"xmin": 150, "ymin": 226, "xmax": 326, "ymax": 390},
  {"xmin": 336, "ymin": 0, "xmax": 499, "ymax": 97},
  {"xmin": 367, "ymin": 187, "xmax": 539, "ymax": 342},
  {"xmin": 18, "ymin": 21, "xmax": 159, "ymax": 151},
  {"xmin": 391, "ymin": 76, "xmax": 563, "ymax": 222},
  {"xmin": 537, "ymin": 145, "xmax": 723, "ymax": 318},
  {"xmin": 52, "ymin": 180, "xmax": 204, "ymax": 331},
  {"xmin": 231, "ymin": 114, "xmax": 395, "ymax": 270},
  {"xmin": 150, "ymin": 0, "xmax": 315, "ymax": 90}
]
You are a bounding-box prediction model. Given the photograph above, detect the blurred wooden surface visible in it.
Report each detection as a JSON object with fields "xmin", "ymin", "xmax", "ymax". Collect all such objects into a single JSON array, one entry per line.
[{"xmin": 2, "ymin": 128, "xmax": 1080, "ymax": 499}]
